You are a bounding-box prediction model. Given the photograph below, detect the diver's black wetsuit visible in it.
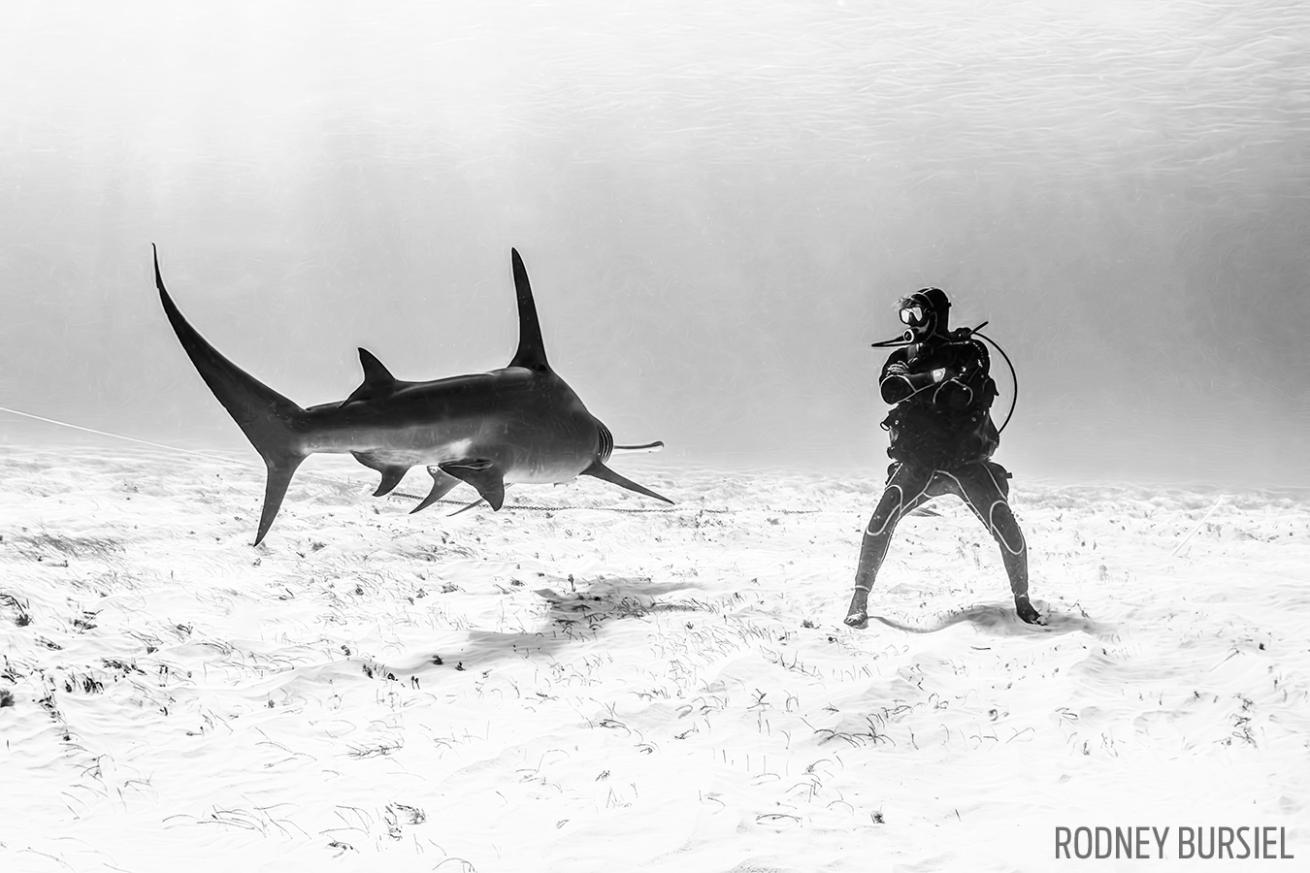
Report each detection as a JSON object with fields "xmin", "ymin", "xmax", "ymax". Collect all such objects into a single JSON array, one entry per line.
[{"xmin": 846, "ymin": 303, "xmax": 1039, "ymax": 627}]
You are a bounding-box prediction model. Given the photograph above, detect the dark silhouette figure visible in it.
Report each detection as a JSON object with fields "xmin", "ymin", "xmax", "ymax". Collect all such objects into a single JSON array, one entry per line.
[{"xmin": 845, "ymin": 288, "xmax": 1041, "ymax": 628}]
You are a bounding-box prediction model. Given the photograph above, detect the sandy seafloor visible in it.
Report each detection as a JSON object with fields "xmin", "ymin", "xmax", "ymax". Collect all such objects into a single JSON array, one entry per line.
[{"xmin": 0, "ymin": 445, "xmax": 1307, "ymax": 873}]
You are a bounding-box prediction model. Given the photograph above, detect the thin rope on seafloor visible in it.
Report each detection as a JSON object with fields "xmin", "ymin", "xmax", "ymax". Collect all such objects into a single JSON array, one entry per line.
[
  {"xmin": 0, "ymin": 404, "xmax": 216, "ymax": 459},
  {"xmin": 0, "ymin": 403, "xmax": 827, "ymax": 515}
]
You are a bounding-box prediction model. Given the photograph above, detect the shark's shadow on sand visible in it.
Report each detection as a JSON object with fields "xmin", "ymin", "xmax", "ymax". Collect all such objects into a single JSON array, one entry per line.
[
  {"xmin": 394, "ymin": 593, "xmax": 1108, "ymax": 676},
  {"xmin": 444, "ymin": 578, "xmax": 711, "ymax": 667},
  {"xmin": 872, "ymin": 603, "xmax": 1110, "ymax": 637}
]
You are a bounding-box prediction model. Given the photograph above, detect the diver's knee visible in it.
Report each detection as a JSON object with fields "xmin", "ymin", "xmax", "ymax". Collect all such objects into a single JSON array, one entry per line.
[
  {"xmin": 865, "ymin": 507, "xmax": 899, "ymax": 537},
  {"xmin": 985, "ymin": 502, "xmax": 1025, "ymax": 552},
  {"xmin": 864, "ymin": 487, "xmax": 905, "ymax": 537}
]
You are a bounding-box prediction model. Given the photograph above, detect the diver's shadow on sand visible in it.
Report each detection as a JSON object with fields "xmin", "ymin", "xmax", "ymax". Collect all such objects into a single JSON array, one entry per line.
[
  {"xmin": 872, "ymin": 602, "xmax": 1109, "ymax": 637},
  {"xmin": 445, "ymin": 577, "xmax": 708, "ymax": 666}
]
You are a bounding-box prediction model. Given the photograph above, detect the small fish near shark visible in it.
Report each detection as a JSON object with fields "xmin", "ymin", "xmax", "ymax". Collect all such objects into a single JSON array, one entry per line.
[{"xmin": 154, "ymin": 245, "xmax": 672, "ymax": 545}]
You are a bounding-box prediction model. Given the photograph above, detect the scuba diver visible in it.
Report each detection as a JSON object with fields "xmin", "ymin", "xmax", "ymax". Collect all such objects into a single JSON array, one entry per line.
[{"xmin": 845, "ymin": 287, "xmax": 1042, "ymax": 628}]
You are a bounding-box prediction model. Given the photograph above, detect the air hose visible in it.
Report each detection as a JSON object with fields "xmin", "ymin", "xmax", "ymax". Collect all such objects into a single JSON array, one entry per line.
[{"xmin": 972, "ymin": 331, "xmax": 1018, "ymax": 434}]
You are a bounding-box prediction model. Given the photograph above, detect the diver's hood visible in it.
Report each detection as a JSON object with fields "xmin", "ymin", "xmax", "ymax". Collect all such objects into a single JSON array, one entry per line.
[{"xmin": 899, "ymin": 287, "xmax": 952, "ymax": 341}]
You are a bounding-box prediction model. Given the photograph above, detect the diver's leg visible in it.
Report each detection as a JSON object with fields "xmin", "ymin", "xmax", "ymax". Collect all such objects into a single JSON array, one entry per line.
[
  {"xmin": 940, "ymin": 463, "xmax": 1042, "ymax": 625},
  {"xmin": 845, "ymin": 464, "xmax": 934, "ymax": 629}
]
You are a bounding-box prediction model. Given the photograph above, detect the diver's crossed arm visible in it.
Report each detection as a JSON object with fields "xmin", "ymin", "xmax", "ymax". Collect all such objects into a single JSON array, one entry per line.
[
  {"xmin": 880, "ymin": 362, "xmax": 953, "ymax": 403},
  {"xmin": 880, "ymin": 341, "xmax": 990, "ymax": 409}
]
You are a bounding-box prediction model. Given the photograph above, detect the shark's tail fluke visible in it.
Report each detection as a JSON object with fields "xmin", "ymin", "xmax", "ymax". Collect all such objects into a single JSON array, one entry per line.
[
  {"xmin": 153, "ymin": 245, "xmax": 309, "ymax": 545},
  {"xmin": 255, "ymin": 459, "xmax": 305, "ymax": 546}
]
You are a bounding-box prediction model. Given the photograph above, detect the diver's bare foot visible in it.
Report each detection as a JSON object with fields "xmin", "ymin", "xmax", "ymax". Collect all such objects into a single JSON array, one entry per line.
[
  {"xmin": 844, "ymin": 588, "xmax": 871, "ymax": 630},
  {"xmin": 1015, "ymin": 594, "xmax": 1043, "ymax": 625}
]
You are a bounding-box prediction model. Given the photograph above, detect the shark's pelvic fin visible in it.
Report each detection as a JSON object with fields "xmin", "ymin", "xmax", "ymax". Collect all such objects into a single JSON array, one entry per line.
[
  {"xmin": 153, "ymin": 245, "xmax": 309, "ymax": 546},
  {"xmin": 582, "ymin": 461, "xmax": 674, "ymax": 505},
  {"xmin": 447, "ymin": 497, "xmax": 486, "ymax": 517},
  {"xmin": 410, "ymin": 466, "xmax": 461, "ymax": 514},
  {"xmin": 343, "ymin": 348, "xmax": 398, "ymax": 405},
  {"xmin": 438, "ymin": 459, "xmax": 506, "ymax": 510},
  {"xmin": 508, "ymin": 249, "xmax": 549, "ymax": 371},
  {"xmin": 351, "ymin": 451, "xmax": 410, "ymax": 497}
]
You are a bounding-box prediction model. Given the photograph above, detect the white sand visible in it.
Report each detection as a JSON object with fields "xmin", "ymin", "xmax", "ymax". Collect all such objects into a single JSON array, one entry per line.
[{"xmin": 1, "ymin": 445, "xmax": 1307, "ymax": 872}]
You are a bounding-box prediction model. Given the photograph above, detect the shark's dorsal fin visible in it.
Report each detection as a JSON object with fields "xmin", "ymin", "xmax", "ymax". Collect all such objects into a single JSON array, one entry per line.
[
  {"xmin": 343, "ymin": 348, "xmax": 398, "ymax": 405},
  {"xmin": 358, "ymin": 348, "xmax": 394, "ymax": 385},
  {"xmin": 508, "ymin": 249, "xmax": 549, "ymax": 371}
]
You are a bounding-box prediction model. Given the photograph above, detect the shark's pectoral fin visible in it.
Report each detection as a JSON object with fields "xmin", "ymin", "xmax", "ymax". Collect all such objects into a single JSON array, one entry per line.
[
  {"xmin": 343, "ymin": 348, "xmax": 399, "ymax": 406},
  {"xmin": 582, "ymin": 461, "xmax": 673, "ymax": 505},
  {"xmin": 372, "ymin": 467, "xmax": 408, "ymax": 497},
  {"xmin": 351, "ymin": 451, "xmax": 410, "ymax": 497},
  {"xmin": 438, "ymin": 459, "xmax": 506, "ymax": 511},
  {"xmin": 411, "ymin": 467, "xmax": 462, "ymax": 514}
]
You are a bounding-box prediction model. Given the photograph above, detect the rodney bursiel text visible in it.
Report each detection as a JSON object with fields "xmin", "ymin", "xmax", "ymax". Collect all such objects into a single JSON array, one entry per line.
[{"xmin": 1055, "ymin": 826, "xmax": 1295, "ymax": 860}]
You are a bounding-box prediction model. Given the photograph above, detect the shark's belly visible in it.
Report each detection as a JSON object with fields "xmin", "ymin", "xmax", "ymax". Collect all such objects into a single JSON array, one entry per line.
[
  {"xmin": 449, "ymin": 414, "xmax": 596, "ymax": 484},
  {"xmin": 308, "ymin": 399, "xmax": 599, "ymax": 484}
]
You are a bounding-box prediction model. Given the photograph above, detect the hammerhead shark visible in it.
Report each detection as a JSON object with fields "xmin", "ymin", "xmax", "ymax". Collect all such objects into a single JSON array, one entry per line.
[{"xmin": 153, "ymin": 245, "xmax": 672, "ymax": 545}]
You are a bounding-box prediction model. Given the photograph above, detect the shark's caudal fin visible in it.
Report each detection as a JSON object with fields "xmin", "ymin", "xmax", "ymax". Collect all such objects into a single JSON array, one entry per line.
[
  {"xmin": 508, "ymin": 248, "xmax": 549, "ymax": 371},
  {"xmin": 153, "ymin": 245, "xmax": 308, "ymax": 545},
  {"xmin": 582, "ymin": 461, "xmax": 674, "ymax": 505}
]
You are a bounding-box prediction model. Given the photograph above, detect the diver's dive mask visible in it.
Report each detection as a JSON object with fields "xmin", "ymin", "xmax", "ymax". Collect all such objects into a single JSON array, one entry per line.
[
  {"xmin": 899, "ymin": 304, "xmax": 927, "ymax": 328},
  {"xmin": 897, "ymin": 288, "xmax": 951, "ymax": 341}
]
